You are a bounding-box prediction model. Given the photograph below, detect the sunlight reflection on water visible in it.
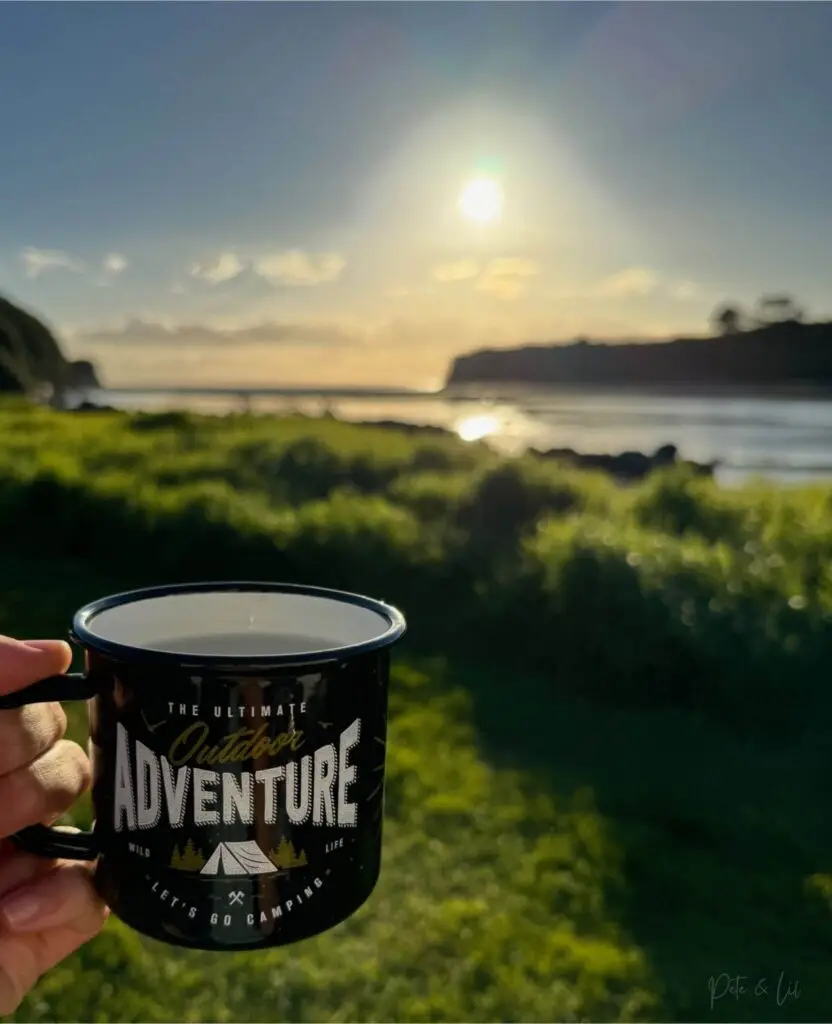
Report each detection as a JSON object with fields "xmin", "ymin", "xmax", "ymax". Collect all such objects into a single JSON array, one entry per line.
[{"xmin": 455, "ymin": 414, "xmax": 500, "ymax": 442}]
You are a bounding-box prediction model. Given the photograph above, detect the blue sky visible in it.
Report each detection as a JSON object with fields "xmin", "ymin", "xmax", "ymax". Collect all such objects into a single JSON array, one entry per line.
[{"xmin": 2, "ymin": 2, "xmax": 831, "ymax": 386}]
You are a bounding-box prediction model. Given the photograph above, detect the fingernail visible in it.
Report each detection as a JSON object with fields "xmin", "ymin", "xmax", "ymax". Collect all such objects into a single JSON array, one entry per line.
[
  {"xmin": 22, "ymin": 639, "xmax": 69, "ymax": 654},
  {"xmin": 2, "ymin": 888, "xmax": 42, "ymax": 927}
]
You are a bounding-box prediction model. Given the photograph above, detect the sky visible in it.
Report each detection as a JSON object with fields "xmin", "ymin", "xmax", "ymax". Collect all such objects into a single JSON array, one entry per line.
[{"xmin": 2, "ymin": 2, "xmax": 832, "ymax": 388}]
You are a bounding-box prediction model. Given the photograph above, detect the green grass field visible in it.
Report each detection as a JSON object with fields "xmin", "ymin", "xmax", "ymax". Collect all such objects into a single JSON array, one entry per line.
[{"xmin": 1, "ymin": 400, "xmax": 831, "ymax": 1021}]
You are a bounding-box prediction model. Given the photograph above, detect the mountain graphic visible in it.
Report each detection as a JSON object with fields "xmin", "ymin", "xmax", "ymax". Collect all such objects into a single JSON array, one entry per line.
[{"xmin": 200, "ymin": 840, "xmax": 279, "ymax": 876}]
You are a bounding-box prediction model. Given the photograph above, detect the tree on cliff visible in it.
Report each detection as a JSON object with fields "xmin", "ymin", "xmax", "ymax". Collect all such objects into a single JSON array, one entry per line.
[
  {"xmin": 711, "ymin": 303, "xmax": 744, "ymax": 335},
  {"xmin": 755, "ymin": 294, "xmax": 805, "ymax": 326}
]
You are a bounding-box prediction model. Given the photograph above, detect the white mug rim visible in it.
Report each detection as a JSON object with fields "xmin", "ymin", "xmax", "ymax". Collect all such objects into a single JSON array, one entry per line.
[{"xmin": 71, "ymin": 581, "xmax": 406, "ymax": 669}]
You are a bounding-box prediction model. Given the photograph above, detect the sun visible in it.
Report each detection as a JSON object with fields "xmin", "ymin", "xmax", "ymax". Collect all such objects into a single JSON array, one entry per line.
[{"xmin": 458, "ymin": 177, "xmax": 503, "ymax": 224}]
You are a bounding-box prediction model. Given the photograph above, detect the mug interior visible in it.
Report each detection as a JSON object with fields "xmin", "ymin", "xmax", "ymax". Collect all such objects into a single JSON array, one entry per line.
[{"xmin": 80, "ymin": 587, "xmax": 397, "ymax": 658}]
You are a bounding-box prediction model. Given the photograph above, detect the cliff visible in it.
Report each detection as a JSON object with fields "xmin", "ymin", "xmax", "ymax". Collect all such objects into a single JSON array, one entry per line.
[
  {"xmin": 65, "ymin": 359, "xmax": 101, "ymax": 390},
  {"xmin": 446, "ymin": 320, "xmax": 832, "ymax": 388},
  {"xmin": 0, "ymin": 295, "xmax": 100, "ymax": 393}
]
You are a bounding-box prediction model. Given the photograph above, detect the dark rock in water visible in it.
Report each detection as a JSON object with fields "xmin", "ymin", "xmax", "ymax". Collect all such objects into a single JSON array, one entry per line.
[
  {"xmin": 618, "ymin": 451, "xmax": 653, "ymax": 477},
  {"xmin": 684, "ymin": 458, "xmax": 716, "ymax": 478},
  {"xmin": 64, "ymin": 359, "xmax": 101, "ymax": 390},
  {"xmin": 537, "ymin": 442, "xmax": 715, "ymax": 480},
  {"xmin": 359, "ymin": 419, "xmax": 451, "ymax": 437},
  {"xmin": 653, "ymin": 443, "xmax": 678, "ymax": 467},
  {"xmin": 71, "ymin": 400, "xmax": 117, "ymax": 413}
]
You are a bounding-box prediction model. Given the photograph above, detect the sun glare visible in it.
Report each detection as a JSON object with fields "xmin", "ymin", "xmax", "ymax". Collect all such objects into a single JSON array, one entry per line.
[
  {"xmin": 456, "ymin": 413, "xmax": 499, "ymax": 442},
  {"xmin": 458, "ymin": 177, "xmax": 503, "ymax": 224}
]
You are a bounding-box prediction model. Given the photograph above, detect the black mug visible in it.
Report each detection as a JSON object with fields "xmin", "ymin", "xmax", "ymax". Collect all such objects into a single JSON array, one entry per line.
[{"xmin": 0, "ymin": 582, "xmax": 406, "ymax": 951}]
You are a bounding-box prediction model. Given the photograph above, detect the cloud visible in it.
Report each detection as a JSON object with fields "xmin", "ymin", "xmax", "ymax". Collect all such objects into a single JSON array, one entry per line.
[
  {"xmin": 483, "ymin": 258, "xmax": 540, "ymax": 279},
  {"xmin": 254, "ymin": 250, "xmax": 345, "ymax": 287},
  {"xmin": 92, "ymin": 251, "xmax": 130, "ymax": 287},
  {"xmin": 430, "ymin": 256, "xmax": 541, "ymax": 300},
  {"xmin": 476, "ymin": 258, "xmax": 541, "ymax": 301},
  {"xmin": 431, "ymin": 260, "xmax": 480, "ymax": 282},
  {"xmin": 671, "ymin": 280, "xmax": 699, "ymax": 300},
  {"xmin": 548, "ymin": 266, "xmax": 666, "ymax": 301},
  {"xmin": 592, "ymin": 266, "xmax": 658, "ymax": 298},
  {"xmin": 103, "ymin": 253, "xmax": 128, "ymax": 275},
  {"xmin": 74, "ymin": 318, "xmax": 362, "ymax": 348},
  {"xmin": 189, "ymin": 252, "xmax": 245, "ymax": 285},
  {"xmin": 21, "ymin": 247, "xmax": 84, "ymax": 279}
]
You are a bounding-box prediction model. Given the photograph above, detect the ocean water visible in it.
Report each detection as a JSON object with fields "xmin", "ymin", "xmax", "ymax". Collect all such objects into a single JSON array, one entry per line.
[{"xmin": 92, "ymin": 386, "xmax": 832, "ymax": 485}]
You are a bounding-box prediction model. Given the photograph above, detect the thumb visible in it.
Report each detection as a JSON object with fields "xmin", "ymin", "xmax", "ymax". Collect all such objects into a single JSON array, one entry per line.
[{"xmin": 0, "ymin": 638, "xmax": 72, "ymax": 698}]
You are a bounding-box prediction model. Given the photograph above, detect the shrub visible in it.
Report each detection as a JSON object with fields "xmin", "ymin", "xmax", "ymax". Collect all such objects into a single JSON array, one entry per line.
[
  {"xmin": 129, "ymin": 410, "xmax": 198, "ymax": 432},
  {"xmin": 454, "ymin": 460, "xmax": 580, "ymax": 554},
  {"xmin": 496, "ymin": 516, "xmax": 831, "ymax": 733},
  {"xmin": 631, "ymin": 466, "xmax": 745, "ymax": 544},
  {"xmin": 387, "ymin": 470, "xmax": 477, "ymax": 521},
  {"xmin": 284, "ymin": 489, "xmax": 429, "ymax": 595}
]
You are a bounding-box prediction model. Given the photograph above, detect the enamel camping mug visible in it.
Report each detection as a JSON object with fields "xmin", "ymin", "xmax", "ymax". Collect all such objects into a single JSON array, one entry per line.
[{"xmin": 0, "ymin": 582, "xmax": 406, "ymax": 951}]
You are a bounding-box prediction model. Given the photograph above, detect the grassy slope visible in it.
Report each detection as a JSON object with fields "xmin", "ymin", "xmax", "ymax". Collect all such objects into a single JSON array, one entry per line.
[{"xmin": 0, "ymin": 401, "xmax": 830, "ymax": 1021}]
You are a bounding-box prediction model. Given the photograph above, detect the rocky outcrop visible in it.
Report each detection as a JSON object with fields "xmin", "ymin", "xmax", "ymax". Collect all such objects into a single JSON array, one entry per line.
[
  {"xmin": 356, "ymin": 419, "xmax": 451, "ymax": 437},
  {"xmin": 70, "ymin": 400, "xmax": 117, "ymax": 413},
  {"xmin": 538, "ymin": 443, "xmax": 716, "ymax": 480},
  {"xmin": 64, "ymin": 359, "xmax": 101, "ymax": 390},
  {"xmin": 0, "ymin": 294, "xmax": 100, "ymax": 394}
]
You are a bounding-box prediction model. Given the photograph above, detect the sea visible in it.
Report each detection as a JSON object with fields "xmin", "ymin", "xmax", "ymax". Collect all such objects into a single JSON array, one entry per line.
[{"xmin": 86, "ymin": 384, "xmax": 832, "ymax": 486}]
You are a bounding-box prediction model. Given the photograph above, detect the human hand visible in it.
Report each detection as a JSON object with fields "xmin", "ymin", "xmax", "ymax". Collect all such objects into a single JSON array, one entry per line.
[{"xmin": 0, "ymin": 636, "xmax": 108, "ymax": 1015}]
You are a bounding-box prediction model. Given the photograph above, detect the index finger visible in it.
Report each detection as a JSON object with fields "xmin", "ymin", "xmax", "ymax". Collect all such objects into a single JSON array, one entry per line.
[{"xmin": 0, "ymin": 638, "xmax": 72, "ymax": 698}]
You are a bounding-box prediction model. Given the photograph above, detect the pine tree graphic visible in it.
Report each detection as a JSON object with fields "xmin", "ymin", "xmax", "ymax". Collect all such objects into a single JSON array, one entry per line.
[
  {"xmin": 268, "ymin": 837, "xmax": 306, "ymax": 869},
  {"xmin": 171, "ymin": 839, "xmax": 205, "ymax": 872}
]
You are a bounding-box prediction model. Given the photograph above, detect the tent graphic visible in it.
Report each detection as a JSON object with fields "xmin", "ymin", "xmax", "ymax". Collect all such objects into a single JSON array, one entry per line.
[{"xmin": 200, "ymin": 840, "xmax": 278, "ymax": 876}]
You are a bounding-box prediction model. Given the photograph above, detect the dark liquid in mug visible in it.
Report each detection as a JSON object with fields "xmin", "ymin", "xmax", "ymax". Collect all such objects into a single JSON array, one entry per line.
[{"xmin": 157, "ymin": 632, "xmax": 333, "ymax": 656}]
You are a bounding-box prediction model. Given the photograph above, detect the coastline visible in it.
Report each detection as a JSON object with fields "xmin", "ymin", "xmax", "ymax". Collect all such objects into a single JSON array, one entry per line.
[
  {"xmin": 53, "ymin": 384, "xmax": 832, "ymax": 484},
  {"xmin": 102, "ymin": 381, "xmax": 832, "ymax": 401}
]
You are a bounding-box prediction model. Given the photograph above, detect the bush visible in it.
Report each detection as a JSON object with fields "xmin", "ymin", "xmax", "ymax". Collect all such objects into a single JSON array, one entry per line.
[
  {"xmin": 631, "ymin": 466, "xmax": 745, "ymax": 544},
  {"xmin": 387, "ymin": 470, "xmax": 477, "ymax": 521},
  {"xmin": 2, "ymin": 404, "xmax": 832, "ymax": 1021},
  {"xmin": 492, "ymin": 515, "xmax": 831, "ymax": 733},
  {"xmin": 454, "ymin": 461, "xmax": 580, "ymax": 555},
  {"xmin": 0, "ymin": 410, "xmax": 829, "ymax": 737},
  {"xmin": 129, "ymin": 410, "xmax": 198, "ymax": 432}
]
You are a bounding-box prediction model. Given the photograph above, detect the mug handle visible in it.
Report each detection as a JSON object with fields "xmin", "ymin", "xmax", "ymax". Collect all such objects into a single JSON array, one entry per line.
[{"xmin": 0, "ymin": 672, "xmax": 100, "ymax": 861}]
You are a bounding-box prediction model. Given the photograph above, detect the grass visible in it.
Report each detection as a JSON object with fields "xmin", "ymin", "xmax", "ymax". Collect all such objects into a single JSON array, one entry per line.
[{"xmin": 1, "ymin": 400, "xmax": 831, "ymax": 1021}]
